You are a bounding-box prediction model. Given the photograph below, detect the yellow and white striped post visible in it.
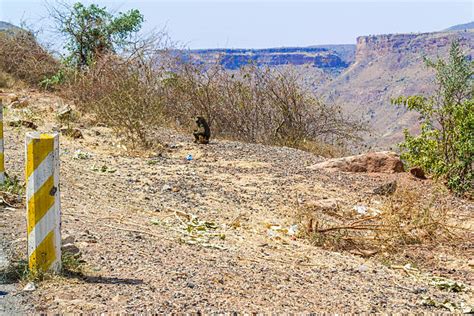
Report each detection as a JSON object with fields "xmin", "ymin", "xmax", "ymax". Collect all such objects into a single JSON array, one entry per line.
[
  {"xmin": 25, "ymin": 132, "xmax": 61, "ymax": 273},
  {"xmin": 0, "ymin": 98, "xmax": 4, "ymax": 184}
]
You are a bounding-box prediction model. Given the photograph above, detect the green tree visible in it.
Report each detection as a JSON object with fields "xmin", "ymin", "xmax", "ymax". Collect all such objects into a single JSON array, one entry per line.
[
  {"xmin": 393, "ymin": 41, "xmax": 473, "ymax": 195},
  {"xmin": 54, "ymin": 2, "xmax": 144, "ymax": 68}
]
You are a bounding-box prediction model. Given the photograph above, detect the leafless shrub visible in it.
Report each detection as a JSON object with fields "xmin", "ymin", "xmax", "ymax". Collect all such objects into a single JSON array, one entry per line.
[
  {"xmin": 0, "ymin": 71, "xmax": 13, "ymax": 88},
  {"xmin": 298, "ymin": 187, "xmax": 462, "ymax": 258},
  {"xmin": 66, "ymin": 31, "xmax": 173, "ymax": 148},
  {"xmin": 164, "ymin": 62, "xmax": 364, "ymax": 155},
  {"xmin": 64, "ymin": 28, "xmax": 363, "ymax": 153},
  {"xmin": 0, "ymin": 30, "xmax": 59, "ymax": 85}
]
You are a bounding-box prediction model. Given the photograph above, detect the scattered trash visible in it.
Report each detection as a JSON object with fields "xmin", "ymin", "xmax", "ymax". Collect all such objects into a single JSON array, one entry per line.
[
  {"xmin": 353, "ymin": 205, "xmax": 368, "ymax": 215},
  {"xmin": 266, "ymin": 223, "xmax": 299, "ymax": 240},
  {"xmin": 23, "ymin": 282, "xmax": 36, "ymax": 292},
  {"xmin": 352, "ymin": 205, "xmax": 382, "ymax": 215},
  {"xmin": 73, "ymin": 149, "xmax": 92, "ymax": 160},
  {"xmin": 186, "ymin": 154, "xmax": 193, "ymax": 161},
  {"xmin": 357, "ymin": 264, "xmax": 369, "ymax": 273},
  {"xmin": 288, "ymin": 224, "xmax": 299, "ymax": 236},
  {"xmin": 161, "ymin": 184, "xmax": 172, "ymax": 192}
]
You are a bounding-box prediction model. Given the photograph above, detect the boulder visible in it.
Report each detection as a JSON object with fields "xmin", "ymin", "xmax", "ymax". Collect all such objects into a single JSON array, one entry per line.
[{"xmin": 308, "ymin": 151, "xmax": 404, "ymax": 173}]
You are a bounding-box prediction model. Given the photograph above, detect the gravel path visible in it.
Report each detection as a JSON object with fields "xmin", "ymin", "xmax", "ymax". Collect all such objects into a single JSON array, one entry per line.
[{"xmin": 0, "ymin": 91, "xmax": 472, "ymax": 313}]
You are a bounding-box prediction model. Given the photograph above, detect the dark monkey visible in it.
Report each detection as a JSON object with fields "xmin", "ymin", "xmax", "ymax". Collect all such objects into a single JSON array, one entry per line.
[{"xmin": 193, "ymin": 116, "xmax": 210, "ymax": 144}]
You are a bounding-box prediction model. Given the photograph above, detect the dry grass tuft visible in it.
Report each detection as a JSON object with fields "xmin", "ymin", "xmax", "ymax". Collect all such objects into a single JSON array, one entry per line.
[{"xmin": 298, "ymin": 186, "xmax": 463, "ymax": 258}]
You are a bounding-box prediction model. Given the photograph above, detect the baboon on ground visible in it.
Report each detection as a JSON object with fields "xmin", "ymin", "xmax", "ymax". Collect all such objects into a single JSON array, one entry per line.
[{"xmin": 193, "ymin": 116, "xmax": 210, "ymax": 144}]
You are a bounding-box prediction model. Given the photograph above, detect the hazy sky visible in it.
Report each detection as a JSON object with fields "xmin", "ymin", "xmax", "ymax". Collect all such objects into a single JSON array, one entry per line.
[{"xmin": 0, "ymin": 0, "xmax": 472, "ymax": 48}]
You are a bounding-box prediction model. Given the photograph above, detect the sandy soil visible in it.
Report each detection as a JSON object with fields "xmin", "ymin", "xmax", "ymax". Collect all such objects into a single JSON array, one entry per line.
[{"xmin": 0, "ymin": 90, "xmax": 473, "ymax": 313}]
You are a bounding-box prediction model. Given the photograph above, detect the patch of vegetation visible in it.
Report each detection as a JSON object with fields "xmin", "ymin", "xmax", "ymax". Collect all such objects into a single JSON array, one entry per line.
[
  {"xmin": 50, "ymin": 2, "xmax": 143, "ymax": 69},
  {"xmin": 44, "ymin": 2, "xmax": 362, "ymax": 154},
  {"xmin": 0, "ymin": 174, "xmax": 25, "ymax": 196},
  {"xmin": 164, "ymin": 64, "xmax": 365, "ymax": 154},
  {"xmin": 0, "ymin": 71, "xmax": 14, "ymax": 88},
  {"xmin": 0, "ymin": 259, "xmax": 29, "ymax": 283},
  {"xmin": 61, "ymin": 252, "xmax": 84, "ymax": 277},
  {"xmin": 298, "ymin": 186, "xmax": 461, "ymax": 259},
  {"xmin": 1, "ymin": 252, "xmax": 84, "ymax": 284},
  {"xmin": 392, "ymin": 41, "xmax": 473, "ymax": 196},
  {"xmin": 0, "ymin": 175, "xmax": 25, "ymax": 207}
]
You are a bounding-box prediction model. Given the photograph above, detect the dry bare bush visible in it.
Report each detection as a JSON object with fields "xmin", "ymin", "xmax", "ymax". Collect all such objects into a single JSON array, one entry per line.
[
  {"xmin": 164, "ymin": 62, "xmax": 364, "ymax": 155},
  {"xmin": 64, "ymin": 29, "xmax": 362, "ymax": 153},
  {"xmin": 0, "ymin": 30, "xmax": 59, "ymax": 85},
  {"xmin": 298, "ymin": 187, "xmax": 462, "ymax": 258},
  {"xmin": 66, "ymin": 32, "xmax": 174, "ymax": 148},
  {"xmin": 0, "ymin": 71, "xmax": 14, "ymax": 88}
]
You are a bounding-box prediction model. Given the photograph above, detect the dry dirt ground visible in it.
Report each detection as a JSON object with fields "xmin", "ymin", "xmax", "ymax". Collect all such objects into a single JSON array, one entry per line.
[{"xmin": 0, "ymin": 90, "xmax": 473, "ymax": 313}]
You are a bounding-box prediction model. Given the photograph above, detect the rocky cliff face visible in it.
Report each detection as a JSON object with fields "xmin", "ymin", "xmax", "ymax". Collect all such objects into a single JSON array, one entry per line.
[
  {"xmin": 355, "ymin": 32, "xmax": 474, "ymax": 63},
  {"xmin": 189, "ymin": 46, "xmax": 353, "ymax": 70},
  {"xmin": 318, "ymin": 30, "xmax": 474, "ymax": 149}
]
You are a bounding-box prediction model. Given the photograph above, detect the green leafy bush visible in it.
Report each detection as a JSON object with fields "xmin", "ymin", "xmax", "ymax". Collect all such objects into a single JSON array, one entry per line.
[
  {"xmin": 393, "ymin": 41, "xmax": 473, "ymax": 195},
  {"xmin": 51, "ymin": 2, "xmax": 144, "ymax": 69}
]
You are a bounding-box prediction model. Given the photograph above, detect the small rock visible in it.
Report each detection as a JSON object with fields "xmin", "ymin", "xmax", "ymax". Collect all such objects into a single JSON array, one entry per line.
[
  {"xmin": 8, "ymin": 119, "xmax": 37, "ymax": 130},
  {"xmin": 62, "ymin": 243, "xmax": 80, "ymax": 255},
  {"xmin": 373, "ymin": 180, "xmax": 397, "ymax": 196},
  {"xmin": 413, "ymin": 287, "xmax": 427, "ymax": 294},
  {"xmin": 23, "ymin": 282, "xmax": 36, "ymax": 292},
  {"xmin": 358, "ymin": 264, "xmax": 369, "ymax": 273},
  {"xmin": 62, "ymin": 234, "xmax": 75, "ymax": 245},
  {"xmin": 468, "ymin": 259, "xmax": 474, "ymax": 268},
  {"xmin": 60, "ymin": 128, "xmax": 83, "ymax": 139},
  {"xmin": 410, "ymin": 167, "xmax": 426, "ymax": 179},
  {"xmin": 172, "ymin": 187, "xmax": 181, "ymax": 192}
]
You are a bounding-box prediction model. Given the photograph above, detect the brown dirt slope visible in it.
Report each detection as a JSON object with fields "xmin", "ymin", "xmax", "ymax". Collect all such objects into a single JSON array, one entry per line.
[{"xmin": 0, "ymin": 89, "xmax": 473, "ymax": 313}]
